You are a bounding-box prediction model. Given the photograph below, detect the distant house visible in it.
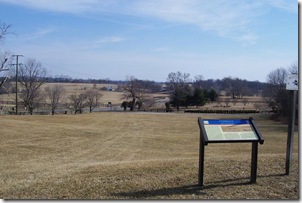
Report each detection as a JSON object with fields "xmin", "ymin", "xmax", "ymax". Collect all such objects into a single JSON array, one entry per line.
[
  {"xmin": 219, "ymin": 90, "xmax": 227, "ymax": 96},
  {"xmin": 160, "ymin": 84, "xmax": 168, "ymax": 92},
  {"xmin": 107, "ymin": 86, "xmax": 114, "ymax": 91}
]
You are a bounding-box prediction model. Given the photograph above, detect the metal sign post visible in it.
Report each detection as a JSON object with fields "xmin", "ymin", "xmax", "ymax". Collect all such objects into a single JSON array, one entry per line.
[{"xmin": 285, "ymin": 74, "xmax": 298, "ymax": 175}]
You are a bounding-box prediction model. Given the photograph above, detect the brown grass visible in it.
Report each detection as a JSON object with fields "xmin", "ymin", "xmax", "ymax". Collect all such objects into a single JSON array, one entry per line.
[
  {"xmin": 44, "ymin": 83, "xmax": 124, "ymax": 105},
  {"xmin": 0, "ymin": 112, "xmax": 299, "ymax": 199},
  {"xmin": 0, "ymin": 83, "xmax": 124, "ymax": 105}
]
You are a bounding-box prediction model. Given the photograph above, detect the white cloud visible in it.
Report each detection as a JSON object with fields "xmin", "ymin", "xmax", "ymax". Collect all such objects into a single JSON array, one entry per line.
[
  {"xmin": 24, "ymin": 27, "xmax": 56, "ymax": 41},
  {"xmin": 265, "ymin": 0, "xmax": 297, "ymax": 13},
  {"xmin": 0, "ymin": 0, "xmax": 271, "ymax": 44},
  {"xmin": 153, "ymin": 47, "xmax": 170, "ymax": 52},
  {"xmin": 0, "ymin": 0, "xmax": 105, "ymax": 13},
  {"xmin": 131, "ymin": 0, "xmax": 265, "ymax": 44},
  {"xmin": 95, "ymin": 36, "xmax": 124, "ymax": 44},
  {"xmin": 75, "ymin": 36, "xmax": 124, "ymax": 50},
  {"xmin": 238, "ymin": 33, "xmax": 259, "ymax": 46},
  {"xmin": 0, "ymin": 0, "xmax": 296, "ymax": 44}
]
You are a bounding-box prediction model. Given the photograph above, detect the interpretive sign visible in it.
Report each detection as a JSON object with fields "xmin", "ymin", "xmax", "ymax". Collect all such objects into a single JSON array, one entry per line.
[
  {"xmin": 200, "ymin": 119, "xmax": 259, "ymax": 144},
  {"xmin": 198, "ymin": 117, "xmax": 264, "ymax": 186}
]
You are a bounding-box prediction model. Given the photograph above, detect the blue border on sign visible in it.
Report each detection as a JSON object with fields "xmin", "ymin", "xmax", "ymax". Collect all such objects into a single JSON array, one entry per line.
[{"xmin": 204, "ymin": 119, "xmax": 250, "ymax": 125}]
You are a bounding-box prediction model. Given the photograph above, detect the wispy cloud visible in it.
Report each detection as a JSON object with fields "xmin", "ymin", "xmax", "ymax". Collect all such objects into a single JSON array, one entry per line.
[
  {"xmin": 265, "ymin": 0, "xmax": 297, "ymax": 12},
  {"xmin": 24, "ymin": 27, "xmax": 56, "ymax": 41},
  {"xmin": 131, "ymin": 0, "xmax": 266, "ymax": 44},
  {"xmin": 35, "ymin": 27, "xmax": 55, "ymax": 36},
  {"xmin": 0, "ymin": 0, "xmax": 297, "ymax": 44},
  {"xmin": 153, "ymin": 47, "xmax": 170, "ymax": 52},
  {"xmin": 95, "ymin": 36, "xmax": 124, "ymax": 44},
  {"xmin": 129, "ymin": 0, "xmax": 296, "ymax": 44},
  {"xmin": 0, "ymin": 0, "xmax": 103, "ymax": 13},
  {"xmin": 76, "ymin": 36, "xmax": 125, "ymax": 50},
  {"xmin": 238, "ymin": 33, "xmax": 259, "ymax": 46}
]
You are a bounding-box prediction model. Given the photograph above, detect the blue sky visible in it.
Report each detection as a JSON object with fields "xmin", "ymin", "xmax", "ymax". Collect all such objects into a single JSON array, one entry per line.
[{"xmin": 0, "ymin": 0, "xmax": 298, "ymax": 82}]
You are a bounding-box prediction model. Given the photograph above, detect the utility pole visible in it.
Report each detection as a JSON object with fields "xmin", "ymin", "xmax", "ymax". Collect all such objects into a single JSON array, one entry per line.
[{"xmin": 12, "ymin": 54, "xmax": 23, "ymax": 115}]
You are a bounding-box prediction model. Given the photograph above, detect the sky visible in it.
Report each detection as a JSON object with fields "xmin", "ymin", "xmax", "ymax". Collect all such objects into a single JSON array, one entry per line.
[{"xmin": 0, "ymin": 0, "xmax": 298, "ymax": 82}]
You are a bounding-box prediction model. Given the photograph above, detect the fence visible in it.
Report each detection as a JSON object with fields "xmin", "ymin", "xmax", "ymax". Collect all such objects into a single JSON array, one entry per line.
[{"xmin": 184, "ymin": 109, "xmax": 261, "ymax": 114}]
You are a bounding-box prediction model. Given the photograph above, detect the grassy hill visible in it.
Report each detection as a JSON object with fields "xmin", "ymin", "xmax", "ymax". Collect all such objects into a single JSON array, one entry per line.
[{"xmin": 0, "ymin": 112, "xmax": 298, "ymax": 199}]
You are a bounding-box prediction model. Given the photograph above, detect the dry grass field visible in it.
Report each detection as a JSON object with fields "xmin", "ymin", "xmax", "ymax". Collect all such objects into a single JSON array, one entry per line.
[
  {"xmin": 45, "ymin": 83, "xmax": 125, "ymax": 105},
  {"xmin": 0, "ymin": 82, "xmax": 268, "ymax": 113},
  {"xmin": 0, "ymin": 83, "xmax": 124, "ymax": 106},
  {"xmin": 0, "ymin": 112, "xmax": 299, "ymax": 200}
]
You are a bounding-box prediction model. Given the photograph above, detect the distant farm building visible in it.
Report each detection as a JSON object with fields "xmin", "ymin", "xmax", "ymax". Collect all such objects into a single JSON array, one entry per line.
[{"xmin": 107, "ymin": 86, "xmax": 114, "ymax": 91}]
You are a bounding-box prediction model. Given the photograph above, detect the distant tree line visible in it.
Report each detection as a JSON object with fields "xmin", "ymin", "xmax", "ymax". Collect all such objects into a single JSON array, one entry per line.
[
  {"xmin": 0, "ymin": 58, "xmax": 296, "ymax": 118},
  {"xmin": 44, "ymin": 74, "xmax": 268, "ymax": 97},
  {"xmin": 47, "ymin": 75, "xmax": 124, "ymax": 85},
  {"xmin": 3, "ymin": 75, "xmax": 268, "ymax": 95},
  {"xmin": 2, "ymin": 71, "xmax": 269, "ymax": 98}
]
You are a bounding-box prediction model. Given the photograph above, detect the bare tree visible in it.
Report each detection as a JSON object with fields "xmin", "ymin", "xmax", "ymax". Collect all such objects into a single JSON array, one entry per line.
[
  {"xmin": 264, "ymin": 67, "xmax": 289, "ymax": 115},
  {"xmin": 166, "ymin": 71, "xmax": 191, "ymax": 111},
  {"xmin": 167, "ymin": 71, "xmax": 191, "ymax": 90},
  {"xmin": 142, "ymin": 97, "xmax": 156, "ymax": 109},
  {"xmin": 69, "ymin": 93, "xmax": 87, "ymax": 114},
  {"xmin": 223, "ymin": 77, "xmax": 247, "ymax": 99},
  {"xmin": 0, "ymin": 22, "xmax": 13, "ymax": 89},
  {"xmin": 0, "ymin": 58, "xmax": 9, "ymax": 89},
  {"xmin": 45, "ymin": 85, "xmax": 65, "ymax": 115},
  {"xmin": 288, "ymin": 61, "xmax": 298, "ymax": 74},
  {"xmin": 3, "ymin": 56, "xmax": 16, "ymax": 94},
  {"xmin": 18, "ymin": 58, "xmax": 48, "ymax": 115},
  {"xmin": 85, "ymin": 89, "xmax": 103, "ymax": 113},
  {"xmin": 194, "ymin": 75, "xmax": 204, "ymax": 88},
  {"xmin": 266, "ymin": 67, "xmax": 287, "ymax": 87},
  {"xmin": 0, "ymin": 52, "xmax": 13, "ymax": 90},
  {"xmin": 122, "ymin": 76, "xmax": 146, "ymax": 111},
  {"xmin": 0, "ymin": 21, "xmax": 12, "ymax": 43},
  {"xmin": 0, "ymin": 22, "xmax": 14, "ymax": 90}
]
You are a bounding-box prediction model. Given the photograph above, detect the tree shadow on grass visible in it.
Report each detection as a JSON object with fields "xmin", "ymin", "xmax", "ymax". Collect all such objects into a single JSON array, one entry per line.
[{"xmin": 111, "ymin": 173, "xmax": 286, "ymax": 199}]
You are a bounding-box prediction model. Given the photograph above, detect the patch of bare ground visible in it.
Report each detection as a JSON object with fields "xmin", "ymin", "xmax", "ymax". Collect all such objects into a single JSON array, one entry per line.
[{"xmin": 0, "ymin": 113, "xmax": 298, "ymax": 199}]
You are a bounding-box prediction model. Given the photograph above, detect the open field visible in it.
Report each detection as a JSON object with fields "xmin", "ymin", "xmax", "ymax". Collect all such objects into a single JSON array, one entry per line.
[
  {"xmin": 0, "ymin": 112, "xmax": 299, "ymax": 199},
  {"xmin": 0, "ymin": 83, "xmax": 124, "ymax": 106},
  {"xmin": 0, "ymin": 82, "xmax": 269, "ymax": 115}
]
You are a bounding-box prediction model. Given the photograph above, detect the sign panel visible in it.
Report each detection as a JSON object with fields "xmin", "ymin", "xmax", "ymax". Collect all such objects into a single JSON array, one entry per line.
[
  {"xmin": 197, "ymin": 117, "xmax": 264, "ymax": 186},
  {"xmin": 286, "ymin": 74, "xmax": 298, "ymax": 90},
  {"xmin": 202, "ymin": 119, "xmax": 258, "ymax": 141}
]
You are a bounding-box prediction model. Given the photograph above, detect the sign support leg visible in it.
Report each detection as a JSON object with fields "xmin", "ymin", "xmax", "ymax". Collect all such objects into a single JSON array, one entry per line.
[
  {"xmin": 250, "ymin": 142, "xmax": 258, "ymax": 183},
  {"xmin": 198, "ymin": 142, "xmax": 204, "ymax": 187}
]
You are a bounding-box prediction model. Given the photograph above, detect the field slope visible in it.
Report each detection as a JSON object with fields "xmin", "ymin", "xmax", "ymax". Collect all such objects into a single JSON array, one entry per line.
[{"xmin": 0, "ymin": 112, "xmax": 298, "ymax": 199}]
